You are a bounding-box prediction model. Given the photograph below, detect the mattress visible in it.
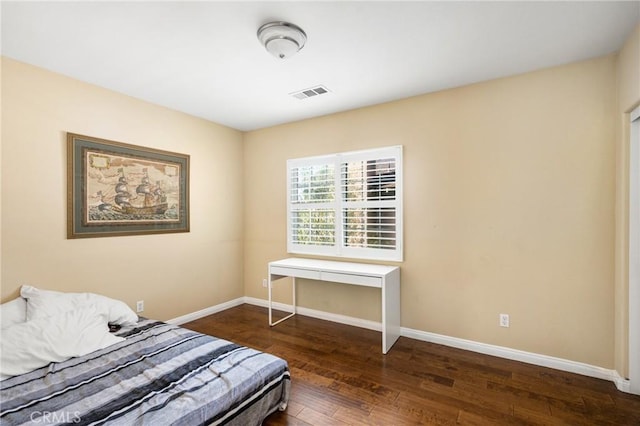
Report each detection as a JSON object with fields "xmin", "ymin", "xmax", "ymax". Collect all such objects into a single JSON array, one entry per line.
[{"xmin": 0, "ymin": 319, "xmax": 290, "ymax": 425}]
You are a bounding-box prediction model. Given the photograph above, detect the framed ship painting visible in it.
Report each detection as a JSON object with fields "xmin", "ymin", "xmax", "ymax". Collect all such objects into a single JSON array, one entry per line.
[{"xmin": 67, "ymin": 133, "xmax": 190, "ymax": 238}]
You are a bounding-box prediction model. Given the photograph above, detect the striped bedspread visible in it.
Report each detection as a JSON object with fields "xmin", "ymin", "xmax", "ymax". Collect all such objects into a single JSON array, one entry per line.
[{"xmin": 0, "ymin": 319, "xmax": 290, "ymax": 425}]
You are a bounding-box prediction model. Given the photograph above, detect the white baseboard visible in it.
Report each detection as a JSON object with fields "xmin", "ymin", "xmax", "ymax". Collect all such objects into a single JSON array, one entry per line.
[
  {"xmin": 166, "ymin": 297, "xmax": 245, "ymax": 325},
  {"xmin": 173, "ymin": 297, "xmax": 634, "ymax": 394},
  {"xmin": 400, "ymin": 326, "xmax": 627, "ymax": 387},
  {"xmin": 243, "ymin": 296, "xmax": 382, "ymax": 332},
  {"xmin": 614, "ymin": 374, "xmax": 631, "ymax": 393}
]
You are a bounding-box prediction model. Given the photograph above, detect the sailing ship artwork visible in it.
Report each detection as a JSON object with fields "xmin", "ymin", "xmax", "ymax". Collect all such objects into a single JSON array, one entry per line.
[
  {"xmin": 68, "ymin": 133, "xmax": 189, "ymax": 238},
  {"xmin": 85, "ymin": 151, "xmax": 180, "ymax": 224}
]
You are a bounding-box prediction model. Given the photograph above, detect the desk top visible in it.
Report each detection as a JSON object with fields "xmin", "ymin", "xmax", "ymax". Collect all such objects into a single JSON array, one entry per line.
[{"xmin": 269, "ymin": 257, "xmax": 399, "ymax": 277}]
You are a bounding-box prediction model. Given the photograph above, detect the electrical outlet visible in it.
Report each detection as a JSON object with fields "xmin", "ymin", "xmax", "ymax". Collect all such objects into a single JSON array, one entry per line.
[
  {"xmin": 499, "ymin": 313, "xmax": 510, "ymax": 328},
  {"xmin": 136, "ymin": 300, "xmax": 144, "ymax": 313},
  {"xmin": 262, "ymin": 279, "xmax": 267, "ymax": 288}
]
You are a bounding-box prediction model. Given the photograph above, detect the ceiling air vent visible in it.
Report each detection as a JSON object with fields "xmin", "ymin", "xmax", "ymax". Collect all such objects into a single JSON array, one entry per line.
[{"xmin": 290, "ymin": 85, "xmax": 330, "ymax": 100}]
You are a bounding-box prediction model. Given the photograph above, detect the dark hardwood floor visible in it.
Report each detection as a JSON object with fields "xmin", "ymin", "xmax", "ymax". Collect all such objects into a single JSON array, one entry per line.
[{"xmin": 183, "ymin": 304, "xmax": 640, "ymax": 425}]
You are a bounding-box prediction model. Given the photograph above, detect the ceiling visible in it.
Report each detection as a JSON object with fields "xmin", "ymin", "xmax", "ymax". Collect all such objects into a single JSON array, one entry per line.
[{"xmin": 2, "ymin": 1, "xmax": 639, "ymax": 131}]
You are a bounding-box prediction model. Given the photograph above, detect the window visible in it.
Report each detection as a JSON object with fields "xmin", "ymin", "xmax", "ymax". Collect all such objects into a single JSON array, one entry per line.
[{"xmin": 287, "ymin": 146, "xmax": 402, "ymax": 261}]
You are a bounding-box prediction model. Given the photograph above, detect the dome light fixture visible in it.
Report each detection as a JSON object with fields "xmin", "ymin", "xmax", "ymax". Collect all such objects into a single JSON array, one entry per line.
[{"xmin": 257, "ymin": 21, "xmax": 307, "ymax": 60}]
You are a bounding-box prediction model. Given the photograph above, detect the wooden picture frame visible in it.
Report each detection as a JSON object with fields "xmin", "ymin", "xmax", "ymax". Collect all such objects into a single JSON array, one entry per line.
[{"xmin": 67, "ymin": 133, "xmax": 190, "ymax": 238}]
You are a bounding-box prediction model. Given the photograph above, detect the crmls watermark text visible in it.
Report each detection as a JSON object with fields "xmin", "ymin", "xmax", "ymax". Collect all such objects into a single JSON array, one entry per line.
[{"xmin": 30, "ymin": 411, "xmax": 81, "ymax": 424}]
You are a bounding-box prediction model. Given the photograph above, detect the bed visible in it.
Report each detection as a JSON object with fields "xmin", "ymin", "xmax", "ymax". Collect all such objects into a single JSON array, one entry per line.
[{"xmin": 0, "ymin": 287, "xmax": 290, "ymax": 425}]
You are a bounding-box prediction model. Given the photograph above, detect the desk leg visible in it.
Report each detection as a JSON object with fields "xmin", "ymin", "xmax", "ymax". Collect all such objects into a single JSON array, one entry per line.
[
  {"xmin": 268, "ymin": 274, "xmax": 273, "ymax": 325},
  {"xmin": 292, "ymin": 277, "xmax": 296, "ymax": 315},
  {"xmin": 269, "ymin": 276, "xmax": 297, "ymax": 327},
  {"xmin": 382, "ymin": 268, "xmax": 401, "ymax": 353}
]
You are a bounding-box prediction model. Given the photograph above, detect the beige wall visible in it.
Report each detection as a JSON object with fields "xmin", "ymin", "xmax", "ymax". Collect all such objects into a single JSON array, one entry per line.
[
  {"xmin": 614, "ymin": 23, "xmax": 640, "ymax": 378},
  {"xmin": 2, "ymin": 40, "xmax": 632, "ymax": 372},
  {"xmin": 244, "ymin": 55, "xmax": 617, "ymax": 368},
  {"xmin": 1, "ymin": 58, "xmax": 245, "ymax": 320}
]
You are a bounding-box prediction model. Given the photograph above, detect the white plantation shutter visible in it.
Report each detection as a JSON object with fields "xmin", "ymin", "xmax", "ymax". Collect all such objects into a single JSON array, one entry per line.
[
  {"xmin": 288, "ymin": 158, "xmax": 337, "ymax": 256},
  {"xmin": 287, "ymin": 146, "xmax": 402, "ymax": 261}
]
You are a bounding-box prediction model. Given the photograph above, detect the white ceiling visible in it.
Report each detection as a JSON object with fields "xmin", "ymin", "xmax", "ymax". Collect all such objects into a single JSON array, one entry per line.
[{"xmin": 2, "ymin": 1, "xmax": 639, "ymax": 131}]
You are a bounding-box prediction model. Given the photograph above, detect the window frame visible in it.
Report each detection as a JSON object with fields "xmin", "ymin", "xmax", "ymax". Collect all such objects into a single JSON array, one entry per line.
[{"xmin": 287, "ymin": 145, "xmax": 403, "ymax": 262}]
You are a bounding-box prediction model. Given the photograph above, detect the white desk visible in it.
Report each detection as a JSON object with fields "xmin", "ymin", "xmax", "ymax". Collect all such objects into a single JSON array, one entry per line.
[{"xmin": 268, "ymin": 257, "xmax": 401, "ymax": 354}]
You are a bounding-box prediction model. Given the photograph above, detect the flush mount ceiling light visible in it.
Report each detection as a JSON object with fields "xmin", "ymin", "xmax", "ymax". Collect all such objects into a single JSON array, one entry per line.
[{"xmin": 257, "ymin": 21, "xmax": 306, "ymax": 59}]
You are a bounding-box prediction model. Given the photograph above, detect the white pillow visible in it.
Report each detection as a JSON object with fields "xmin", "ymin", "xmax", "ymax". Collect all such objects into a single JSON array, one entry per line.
[
  {"xmin": 20, "ymin": 285, "xmax": 138, "ymax": 326},
  {"xmin": 0, "ymin": 306, "xmax": 124, "ymax": 377},
  {"xmin": 0, "ymin": 297, "xmax": 27, "ymax": 329}
]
